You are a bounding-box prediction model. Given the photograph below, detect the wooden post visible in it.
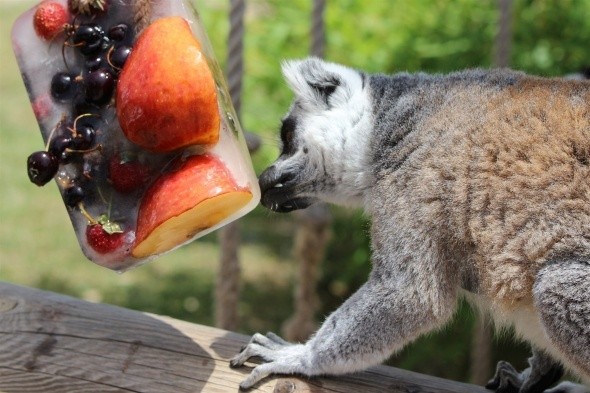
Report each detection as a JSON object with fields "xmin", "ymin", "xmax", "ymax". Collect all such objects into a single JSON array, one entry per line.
[
  {"xmin": 470, "ymin": 0, "xmax": 514, "ymax": 384},
  {"xmin": 216, "ymin": 0, "xmax": 247, "ymax": 331},
  {"xmin": 282, "ymin": 204, "xmax": 331, "ymax": 341},
  {"xmin": 494, "ymin": 0, "xmax": 512, "ymax": 68},
  {"xmin": 0, "ymin": 282, "xmax": 490, "ymax": 392}
]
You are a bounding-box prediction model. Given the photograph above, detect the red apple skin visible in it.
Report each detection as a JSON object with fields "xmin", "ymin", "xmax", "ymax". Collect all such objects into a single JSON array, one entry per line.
[
  {"xmin": 116, "ymin": 17, "xmax": 220, "ymax": 152},
  {"xmin": 132, "ymin": 154, "xmax": 252, "ymax": 258}
]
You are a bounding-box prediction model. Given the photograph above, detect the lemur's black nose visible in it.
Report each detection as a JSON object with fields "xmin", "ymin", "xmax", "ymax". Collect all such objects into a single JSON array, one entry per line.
[
  {"xmin": 258, "ymin": 166, "xmax": 310, "ymax": 212},
  {"xmin": 258, "ymin": 166, "xmax": 296, "ymax": 195}
]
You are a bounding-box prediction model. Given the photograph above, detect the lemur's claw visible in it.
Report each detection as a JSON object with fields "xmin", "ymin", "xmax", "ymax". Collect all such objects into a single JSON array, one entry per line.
[
  {"xmin": 232, "ymin": 332, "xmax": 312, "ymax": 389},
  {"xmin": 485, "ymin": 361, "xmax": 521, "ymax": 393}
]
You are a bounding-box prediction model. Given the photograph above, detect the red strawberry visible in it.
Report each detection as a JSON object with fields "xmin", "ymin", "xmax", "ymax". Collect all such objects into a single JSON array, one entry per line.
[
  {"xmin": 85, "ymin": 216, "xmax": 125, "ymax": 254},
  {"xmin": 33, "ymin": 1, "xmax": 69, "ymax": 40},
  {"xmin": 108, "ymin": 153, "xmax": 150, "ymax": 193},
  {"xmin": 32, "ymin": 93, "xmax": 52, "ymax": 120},
  {"xmin": 68, "ymin": 0, "xmax": 109, "ymax": 16}
]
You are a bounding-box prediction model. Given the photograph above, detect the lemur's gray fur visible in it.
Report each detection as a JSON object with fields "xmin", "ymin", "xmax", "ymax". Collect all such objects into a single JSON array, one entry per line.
[{"xmin": 231, "ymin": 58, "xmax": 590, "ymax": 392}]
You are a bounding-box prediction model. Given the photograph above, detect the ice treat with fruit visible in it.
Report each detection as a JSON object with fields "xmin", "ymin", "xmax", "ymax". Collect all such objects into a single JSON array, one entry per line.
[{"xmin": 12, "ymin": 0, "xmax": 260, "ymax": 270}]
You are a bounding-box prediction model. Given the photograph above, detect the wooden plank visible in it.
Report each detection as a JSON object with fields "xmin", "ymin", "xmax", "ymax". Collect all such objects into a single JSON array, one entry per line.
[{"xmin": 0, "ymin": 282, "xmax": 488, "ymax": 392}]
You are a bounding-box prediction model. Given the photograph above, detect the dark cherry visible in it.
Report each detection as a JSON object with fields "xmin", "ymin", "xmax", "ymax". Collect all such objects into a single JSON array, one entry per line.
[
  {"xmin": 84, "ymin": 68, "xmax": 114, "ymax": 105},
  {"xmin": 51, "ymin": 72, "xmax": 77, "ymax": 102},
  {"xmin": 108, "ymin": 24, "xmax": 128, "ymax": 42},
  {"xmin": 48, "ymin": 135, "xmax": 73, "ymax": 162},
  {"xmin": 73, "ymin": 23, "xmax": 105, "ymax": 55},
  {"xmin": 85, "ymin": 55, "xmax": 105, "ymax": 72},
  {"xmin": 64, "ymin": 184, "xmax": 85, "ymax": 207},
  {"xmin": 72, "ymin": 125, "xmax": 96, "ymax": 150},
  {"xmin": 27, "ymin": 151, "xmax": 59, "ymax": 186},
  {"xmin": 109, "ymin": 45, "xmax": 131, "ymax": 70}
]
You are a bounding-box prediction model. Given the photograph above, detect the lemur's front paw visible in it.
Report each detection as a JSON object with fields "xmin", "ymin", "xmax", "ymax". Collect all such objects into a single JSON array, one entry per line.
[
  {"xmin": 230, "ymin": 332, "xmax": 313, "ymax": 390},
  {"xmin": 485, "ymin": 360, "xmax": 564, "ymax": 393}
]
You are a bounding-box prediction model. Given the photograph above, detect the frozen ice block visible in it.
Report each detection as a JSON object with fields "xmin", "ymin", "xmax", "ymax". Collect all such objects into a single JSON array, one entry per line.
[{"xmin": 12, "ymin": 0, "xmax": 260, "ymax": 270}]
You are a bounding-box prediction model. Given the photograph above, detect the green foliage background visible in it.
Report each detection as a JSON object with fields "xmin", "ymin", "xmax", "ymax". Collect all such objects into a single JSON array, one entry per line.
[{"xmin": 1, "ymin": 0, "xmax": 589, "ymax": 384}]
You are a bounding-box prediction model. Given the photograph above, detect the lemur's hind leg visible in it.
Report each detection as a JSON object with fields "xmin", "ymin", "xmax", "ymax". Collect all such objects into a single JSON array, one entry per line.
[
  {"xmin": 486, "ymin": 349, "xmax": 563, "ymax": 393},
  {"xmin": 486, "ymin": 257, "xmax": 590, "ymax": 393},
  {"xmin": 532, "ymin": 257, "xmax": 590, "ymax": 391}
]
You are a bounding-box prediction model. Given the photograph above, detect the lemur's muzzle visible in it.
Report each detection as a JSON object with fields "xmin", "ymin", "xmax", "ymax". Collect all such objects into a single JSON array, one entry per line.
[{"xmin": 258, "ymin": 165, "xmax": 313, "ymax": 213}]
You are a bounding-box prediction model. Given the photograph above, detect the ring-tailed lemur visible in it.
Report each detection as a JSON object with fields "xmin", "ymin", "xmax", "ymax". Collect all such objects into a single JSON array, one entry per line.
[{"xmin": 231, "ymin": 58, "xmax": 590, "ymax": 392}]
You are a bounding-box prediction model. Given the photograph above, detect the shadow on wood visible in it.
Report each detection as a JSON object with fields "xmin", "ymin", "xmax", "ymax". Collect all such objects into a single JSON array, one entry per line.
[{"xmin": 0, "ymin": 282, "xmax": 489, "ymax": 392}]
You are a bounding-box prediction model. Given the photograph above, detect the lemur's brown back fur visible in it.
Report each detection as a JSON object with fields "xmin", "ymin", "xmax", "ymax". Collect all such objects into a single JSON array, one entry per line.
[
  {"xmin": 240, "ymin": 59, "xmax": 590, "ymax": 390},
  {"xmin": 409, "ymin": 77, "xmax": 590, "ymax": 307}
]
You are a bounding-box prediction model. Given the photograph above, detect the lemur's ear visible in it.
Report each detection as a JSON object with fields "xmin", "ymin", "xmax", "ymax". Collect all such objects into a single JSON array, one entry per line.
[{"xmin": 281, "ymin": 57, "xmax": 363, "ymax": 109}]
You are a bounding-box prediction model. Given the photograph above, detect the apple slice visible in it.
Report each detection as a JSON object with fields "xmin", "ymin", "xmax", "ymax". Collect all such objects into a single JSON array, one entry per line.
[
  {"xmin": 132, "ymin": 154, "xmax": 252, "ymax": 258},
  {"xmin": 116, "ymin": 16, "xmax": 220, "ymax": 152}
]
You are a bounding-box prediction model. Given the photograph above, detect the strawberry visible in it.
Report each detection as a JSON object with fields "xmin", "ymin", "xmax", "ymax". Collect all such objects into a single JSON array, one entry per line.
[
  {"xmin": 85, "ymin": 214, "xmax": 125, "ymax": 254},
  {"xmin": 33, "ymin": 1, "xmax": 69, "ymax": 41},
  {"xmin": 108, "ymin": 153, "xmax": 150, "ymax": 194},
  {"xmin": 68, "ymin": 0, "xmax": 109, "ymax": 16},
  {"xmin": 32, "ymin": 93, "xmax": 52, "ymax": 120}
]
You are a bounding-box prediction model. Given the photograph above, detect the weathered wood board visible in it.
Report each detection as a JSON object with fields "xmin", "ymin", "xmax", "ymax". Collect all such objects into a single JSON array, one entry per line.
[{"xmin": 0, "ymin": 282, "xmax": 488, "ymax": 392}]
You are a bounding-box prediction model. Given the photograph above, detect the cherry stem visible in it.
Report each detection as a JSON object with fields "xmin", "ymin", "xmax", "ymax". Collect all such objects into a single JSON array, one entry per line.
[
  {"xmin": 96, "ymin": 186, "xmax": 108, "ymax": 205},
  {"xmin": 106, "ymin": 46, "xmax": 120, "ymax": 71},
  {"xmin": 65, "ymin": 143, "xmax": 103, "ymax": 154},
  {"xmin": 44, "ymin": 114, "xmax": 68, "ymax": 151},
  {"xmin": 78, "ymin": 202, "xmax": 97, "ymax": 225},
  {"xmin": 70, "ymin": 113, "xmax": 97, "ymax": 137},
  {"xmin": 106, "ymin": 191, "xmax": 113, "ymax": 219}
]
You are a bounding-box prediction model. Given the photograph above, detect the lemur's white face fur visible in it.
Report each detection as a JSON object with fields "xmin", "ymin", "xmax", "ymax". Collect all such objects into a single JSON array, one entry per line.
[{"xmin": 259, "ymin": 58, "xmax": 374, "ymax": 212}]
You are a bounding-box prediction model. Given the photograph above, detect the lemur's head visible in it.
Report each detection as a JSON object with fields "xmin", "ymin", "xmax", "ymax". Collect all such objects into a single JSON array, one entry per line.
[{"xmin": 258, "ymin": 57, "xmax": 372, "ymax": 213}]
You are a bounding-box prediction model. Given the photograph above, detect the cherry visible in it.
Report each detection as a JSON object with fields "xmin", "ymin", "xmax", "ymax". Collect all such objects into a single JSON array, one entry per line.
[
  {"xmin": 51, "ymin": 72, "xmax": 78, "ymax": 102},
  {"xmin": 48, "ymin": 135, "xmax": 74, "ymax": 162},
  {"xmin": 85, "ymin": 54, "xmax": 105, "ymax": 72},
  {"xmin": 84, "ymin": 68, "xmax": 114, "ymax": 105},
  {"xmin": 27, "ymin": 151, "xmax": 59, "ymax": 186},
  {"xmin": 109, "ymin": 45, "xmax": 131, "ymax": 70},
  {"xmin": 64, "ymin": 184, "xmax": 85, "ymax": 207},
  {"xmin": 72, "ymin": 125, "xmax": 96, "ymax": 150},
  {"xmin": 108, "ymin": 24, "xmax": 128, "ymax": 42},
  {"xmin": 73, "ymin": 23, "xmax": 105, "ymax": 55}
]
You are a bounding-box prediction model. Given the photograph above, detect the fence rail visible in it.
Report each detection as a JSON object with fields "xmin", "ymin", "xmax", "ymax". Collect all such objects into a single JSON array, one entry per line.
[{"xmin": 0, "ymin": 282, "xmax": 487, "ymax": 393}]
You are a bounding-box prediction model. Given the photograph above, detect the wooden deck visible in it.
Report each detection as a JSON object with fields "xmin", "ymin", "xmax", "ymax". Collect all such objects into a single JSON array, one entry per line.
[{"xmin": 0, "ymin": 282, "xmax": 488, "ymax": 392}]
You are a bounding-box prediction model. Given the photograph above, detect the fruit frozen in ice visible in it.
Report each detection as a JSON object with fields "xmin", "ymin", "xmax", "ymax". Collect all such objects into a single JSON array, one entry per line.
[
  {"xmin": 68, "ymin": 0, "xmax": 109, "ymax": 16},
  {"xmin": 116, "ymin": 16, "xmax": 220, "ymax": 152},
  {"xmin": 132, "ymin": 154, "xmax": 252, "ymax": 258},
  {"xmin": 27, "ymin": 150, "xmax": 59, "ymax": 186},
  {"xmin": 108, "ymin": 153, "xmax": 150, "ymax": 194},
  {"xmin": 33, "ymin": 1, "xmax": 69, "ymax": 41},
  {"xmin": 86, "ymin": 222, "xmax": 125, "ymax": 254}
]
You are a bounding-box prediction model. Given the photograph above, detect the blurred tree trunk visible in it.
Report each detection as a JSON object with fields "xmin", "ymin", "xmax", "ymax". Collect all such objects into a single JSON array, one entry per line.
[
  {"xmin": 470, "ymin": 0, "xmax": 512, "ymax": 384},
  {"xmin": 282, "ymin": 205, "xmax": 331, "ymax": 341},
  {"xmin": 494, "ymin": 0, "xmax": 512, "ymax": 68},
  {"xmin": 470, "ymin": 313, "xmax": 493, "ymax": 385}
]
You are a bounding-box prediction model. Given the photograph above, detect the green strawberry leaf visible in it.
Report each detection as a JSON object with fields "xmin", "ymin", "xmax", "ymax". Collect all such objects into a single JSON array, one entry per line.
[{"xmin": 97, "ymin": 214, "xmax": 123, "ymax": 234}]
